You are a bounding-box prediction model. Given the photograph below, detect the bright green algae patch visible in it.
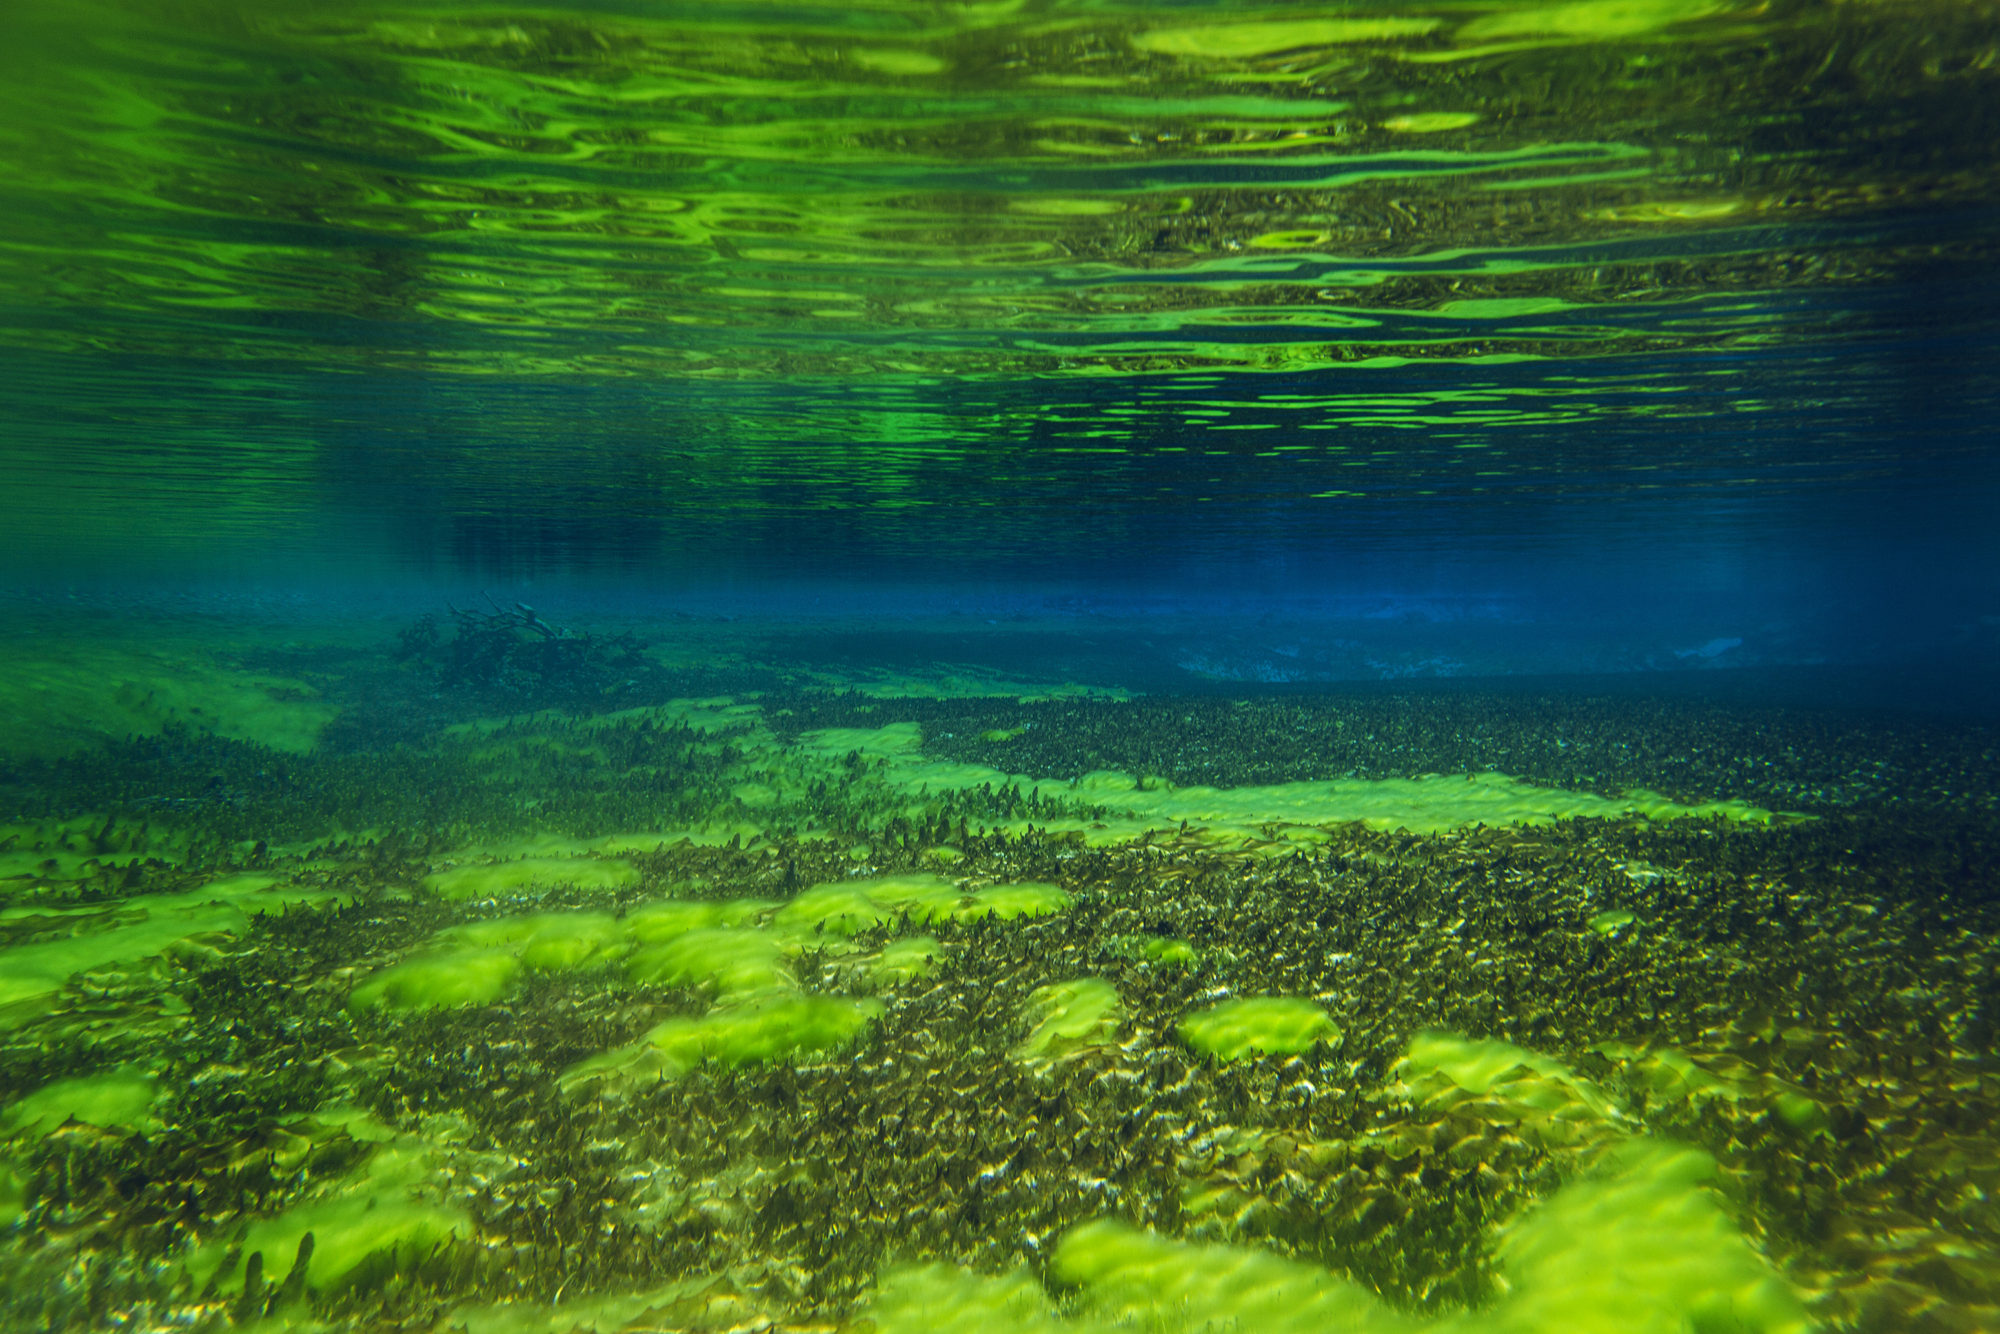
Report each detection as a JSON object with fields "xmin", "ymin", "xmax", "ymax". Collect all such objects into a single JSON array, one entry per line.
[
  {"xmin": 794, "ymin": 717, "xmax": 1793, "ymax": 845},
  {"xmin": 0, "ymin": 1066, "xmax": 160, "ymax": 1140},
  {"xmin": 1180, "ymin": 997, "xmax": 1342, "ymax": 1060},
  {"xmin": 349, "ymin": 872, "xmax": 1071, "ymax": 1015},
  {"xmin": 0, "ymin": 872, "xmax": 351, "ymax": 1027},
  {"xmin": 183, "ymin": 1138, "xmax": 470, "ymax": 1297},
  {"xmin": 420, "ymin": 855, "xmax": 640, "ymax": 900},
  {"xmin": 1015, "ymin": 978, "xmax": 1127, "ymax": 1067},
  {"xmin": 563, "ymin": 995, "xmax": 885, "ymax": 1091}
]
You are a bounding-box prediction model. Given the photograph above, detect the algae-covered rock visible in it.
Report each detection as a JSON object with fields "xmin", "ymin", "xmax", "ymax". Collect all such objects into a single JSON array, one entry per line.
[{"xmin": 1179, "ymin": 997, "xmax": 1340, "ymax": 1061}]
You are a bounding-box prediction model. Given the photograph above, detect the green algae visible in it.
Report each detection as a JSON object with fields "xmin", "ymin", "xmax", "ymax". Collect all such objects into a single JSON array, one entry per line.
[
  {"xmin": 420, "ymin": 855, "xmax": 639, "ymax": 900},
  {"xmin": 1179, "ymin": 997, "xmax": 1341, "ymax": 1061},
  {"xmin": 1482, "ymin": 1141, "xmax": 1809, "ymax": 1334},
  {"xmin": 1, "ymin": 1066, "xmax": 159, "ymax": 1140},
  {"xmin": 871, "ymin": 1034, "xmax": 1808, "ymax": 1334},
  {"xmin": 1054, "ymin": 1218, "xmax": 1415, "ymax": 1334},
  {"xmin": 184, "ymin": 1141, "xmax": 470, "ymax": 1296},
  {"xmin": 1403, "ymin": 1029, "xmax": 1625, "ymax": 1124},
  {"xmin": 0, "ymin": 873, "xmax": 348, "ymax": 1027},
  {"xmin": 0, "ymin": 639, "xmax": 336, "ymax": 760},
  {"xmin": 871, "ymin": 935, "xmax": 941, "ymax": 985},
  {"xmin": 961, "ymin": 881, "xmax": 1071, "ymax": 921},
  {"xmin": 348, "ymin": 948, "xmax": 523, "ymax": 1013},
  {"xmin": 561, "ymin": 994, "xmax": 884, "ymax": 1092},
  {"xmin": 1015, "ymin": 978, "xmax": 1126, "ymax": 1067},
  {"xmin": 626, "ymin": 927, "xmax": 793, "ymax": 996},
  {"xmin": 1588, "ymin": 908, "xmax": 1638, "ymax": 935}
]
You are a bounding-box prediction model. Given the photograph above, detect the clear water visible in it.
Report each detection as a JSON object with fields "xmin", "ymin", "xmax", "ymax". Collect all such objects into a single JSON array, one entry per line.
[{"xmin": 1, "ymin": 1, "xmax": 1997, "ymax": 1331}]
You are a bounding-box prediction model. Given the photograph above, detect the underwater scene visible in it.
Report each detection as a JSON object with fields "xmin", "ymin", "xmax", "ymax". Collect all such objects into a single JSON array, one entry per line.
[{"xmin": 2, "ymin": 0, "xmax": 1999, "ymax": 1332}]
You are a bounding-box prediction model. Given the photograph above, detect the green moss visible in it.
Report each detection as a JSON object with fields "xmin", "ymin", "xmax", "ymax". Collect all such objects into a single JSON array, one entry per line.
[
  {"xmin": 184, "ymin": 1143, "xmax": 468, "ymax": 1295},
  {"xmin": 1179, "ymin": 997, "xmax": 1340, "ymax": 1061},
  {"xmin": 0, "ymin": 640, "xmax": 336, "ymax": 759},
  {"xmin": 1056, "ymin": 1219, "xmax": 1409, "ymax": 1334},
  {"xmin": 1403, "ymin": 1029, "xmax": 1623, "ymax": 1123},
  {"xmin": 626, "ymin": 927, "xmax": 793, "ymax": 996},
  {"xmin": 0, "ymin": 1158, "xmax": 24, "ymax": 1227},
  {"xmin": 1107, "ymin": 934, "xmax": 1198, "ymax": 967},
  {"xmin": 450, "ymin": 1279, "xmax": 725, "ymax": 1334},
  {"xmin": 1588, "ymin": 908, "xmax": 1638, "ymax": 936},
  {"xmin": 445, "ymin": 911, "xmax": 626, "ymax": 972},
  {"xmin": 348, "ymin": 948, "xmax": 521, "ymax": 1013},
  {"xmin": 872, "ymin": 935, "xmax": 941, "ymax": 985},
  {"xmin": 625, "ymin": 898, "xmax": 772, "ymax": 943},
  {"xmin": 1487, "ymin": 1140, "xmax": 1809, "ymax": 1334},
  {"xmin": 562, "ymin": 995, "xmax": 883, "ymax": 1091},
  {"xmin": 0, "ymin": 874, "xmax": 344, "ymax": 1027},
  {"xmin": 869, "ymin": 1263, "xmax": 1067, "ymax": 1334},
  {"xmin": 963, "ymin": 880, "xmax": 1071, "ymax": 921},
  {"xmin": 775, "ymin": 873, "xmax": 967, "ymax": 938},
  {"xmin": 773, "ymin": 883, "xmax": 898, "ymax": 937},
  {"xmin": 874, "ymin": 1138, "xmax": 1806, "ymax": 1334},
  {"xmin": 1015, "ymin": 978, "xmax": 1125, "ymax": 1066},
  {"xmin": 421, "ymin": 855, "xmax": 638, "ymax": 900},
  {"xmin": 1, "ymin": 1065, "xmax": 159, "ymax": 1140}
]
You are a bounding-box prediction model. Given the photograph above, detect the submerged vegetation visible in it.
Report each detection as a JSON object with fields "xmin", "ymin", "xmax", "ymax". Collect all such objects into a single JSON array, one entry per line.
[{"xmin": 0, "ymin": 625, "xmax": 1995, "ymax": 1333}]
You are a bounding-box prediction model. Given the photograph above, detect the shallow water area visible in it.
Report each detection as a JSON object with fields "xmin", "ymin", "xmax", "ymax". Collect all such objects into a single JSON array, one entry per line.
[
  {"xmin": 0, "ymin": 605, "xmax": 1997, "ymax": 1334},
  {"xmin": 2, "ymin": 0, "xmax": 1998, "ymax": 1327}
]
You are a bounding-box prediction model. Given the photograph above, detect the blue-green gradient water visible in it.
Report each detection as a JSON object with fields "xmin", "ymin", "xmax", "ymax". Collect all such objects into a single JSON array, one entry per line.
[{"xmin": 2, "ymin": 1, "xmax": 1997, "ymax": 1331}]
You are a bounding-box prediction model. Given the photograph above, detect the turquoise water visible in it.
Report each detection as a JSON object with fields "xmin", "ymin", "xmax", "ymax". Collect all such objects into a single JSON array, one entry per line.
[{"xmin": 1, "ymin": 1, "xmax": 1997, "ymax": 1331}]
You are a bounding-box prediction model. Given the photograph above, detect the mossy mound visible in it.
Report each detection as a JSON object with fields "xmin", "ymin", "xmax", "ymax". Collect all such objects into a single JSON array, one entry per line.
[
  {"xmin": 626, "ymin": 927, "xmax": 793, "ymax": 996},
  {"xmin": 0, "ymin": 641, "xmax": 336, "ymax": 759},
  {"xmin": 1179, "ymin": 997, "xmax": 1341, "ymax": 1061},
  {"xmin": 961, "ymin": 880, "xmax": 1071, "ymax": 921},
  {"xmin": 0, "ymin": 874, "xmax": 348, "ymax": 1027},
  {"xmin": 561, "ymin": 995, "xmax": 883, "ymax": 1092},
  {"xmin": 1015, "ymin": 978, "xmax": 1126, "ymax": 1067},
  {"xmin": 184, "ymin": 1141, "xmax": 469, "ymax": 1296},
  {"xmin": 772, "ymin": 874, "xmax": 1072, "ymax": 938},
  {"xmin": 1402, "ymin": 1030, "xmax": 1624, "ymax": 1126},
  {"xmin": 350, "ymin": 912, "xmax": 626, "ymax": 1012},
  {"xmin": 871, "ymin": 935, "xmax": 941, "ymax": 985},
  {"xmin": 1, "ymin": 1065, "xmax": 160, "ymax": 1141}
]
